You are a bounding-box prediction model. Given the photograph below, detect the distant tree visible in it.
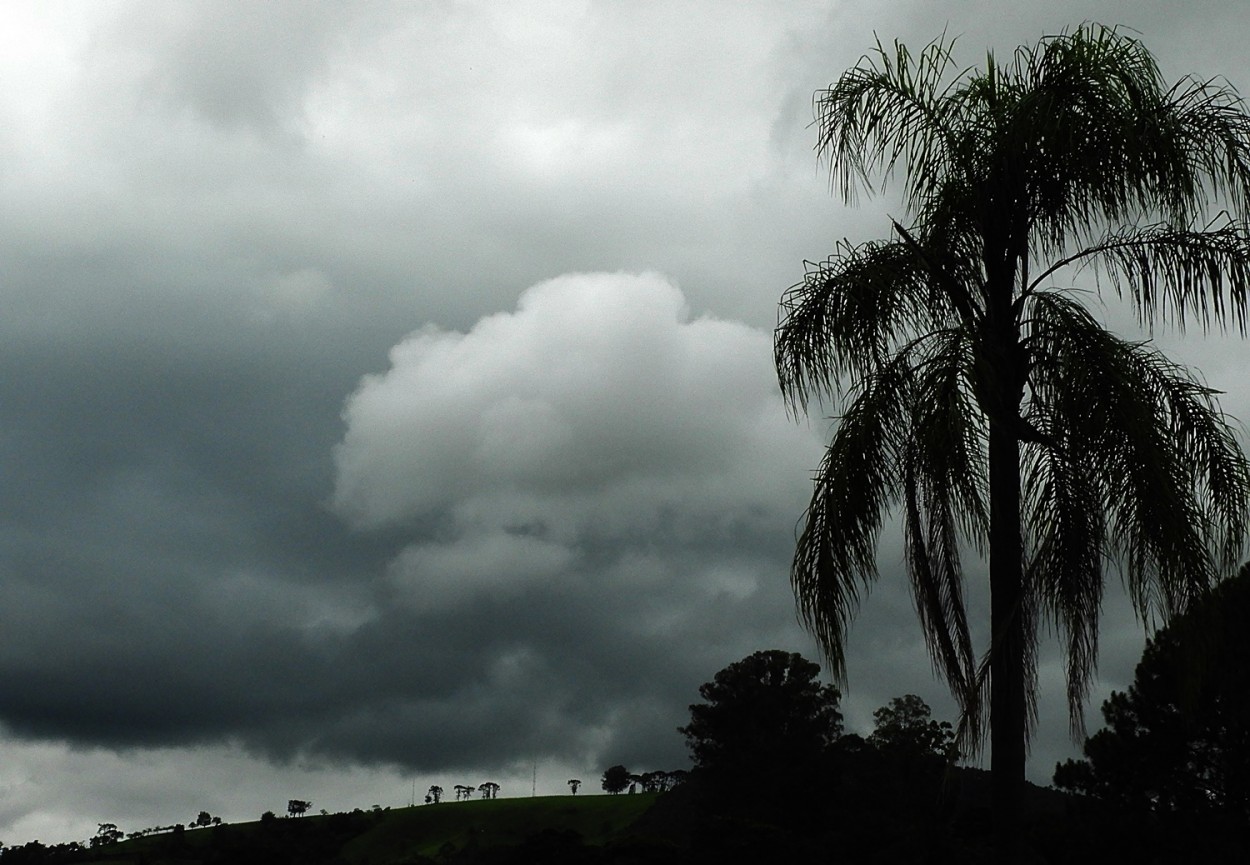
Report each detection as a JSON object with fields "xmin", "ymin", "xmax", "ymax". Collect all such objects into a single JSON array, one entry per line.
[
  {"xmin": 679, "ymin": 650, "xmax": 842, "ymax": 773},
  {"xmin": 478, "ymin": 782, "xmax": 500, "ymax": 800},
  {"xmin": 679, "ymin": 650, "xmax": 842, "ymax": 824},
  {"xmin": 3, "ymin": 841, "xmax": 47, "ymax": 861},
  {"xmin": 260, "ymin": 811, "xmax": 277, "ymax": 824},
  {"xmin": 192, "ymin": 811, "xmax": 213, "ymax": 828},
  {"xmin": 90, "ymin": 824, "xmax": 123, "ymax": 848},
  {"xmin": 601, "ymin": 764, "xmax": 630, "ymax": 795},
  {"xmin": 453, "ymin": 784, "xmax": 470, "ymax": 801},
  {"xmin": 427, "ymin": 785, "xmax": 443, "ymax": 805},
  {"xmin": 567, "ymin": 779, "xmax": 581, "ymax": 795},
  {"xmin": 631, "ymin": 770, "xmax": 685, "ymax": 793},
  {"xmin": 869, "ymin": 695, "xmax": 957, "ymax": 761},
  {"xmin": 287, "ymin": 800, "xmax": 311, "ymax": 818},
  {"xmin": 660, "ymin": 769, "xmax": 688, "ymax": 791},
  {"xmin": 1055, "ymin": 565, "xmax": 1250, "ymax": 820}
]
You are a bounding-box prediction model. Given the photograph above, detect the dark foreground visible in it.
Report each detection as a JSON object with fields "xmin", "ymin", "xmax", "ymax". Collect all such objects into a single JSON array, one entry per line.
[{"xmin": 3, "ymin": 762, "xmax": 1246, "ymax": 865}]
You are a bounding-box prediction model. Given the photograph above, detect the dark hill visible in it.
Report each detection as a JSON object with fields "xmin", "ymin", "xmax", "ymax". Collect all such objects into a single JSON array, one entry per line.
[{"xmin": 0, "ymin": 794, "xmax": 667, "ymax": 865}]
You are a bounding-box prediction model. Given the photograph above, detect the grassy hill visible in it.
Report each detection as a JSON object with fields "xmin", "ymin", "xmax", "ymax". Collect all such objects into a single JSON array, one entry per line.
[
  {"xmin": 341, "ymin": 794, "xmax": 660, "ymax": 863},
  {"xmin": 66, "ymin": 793, "xmax": 665, "ymax": 865}
]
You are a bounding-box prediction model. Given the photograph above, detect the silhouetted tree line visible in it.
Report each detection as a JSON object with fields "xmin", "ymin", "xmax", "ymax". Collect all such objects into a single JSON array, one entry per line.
[
  {"xmin": 655, "ymin": 636, "xmax": 1250, "ymax": 863},
  {"xmin": 1048, "ymin": 566, "xmax": 1250, "ymax": 862},
  {"xmin": 648, "ymin": 649, "xmax": 976, "ymax": 862},
  {"xmin": 600, "ymin": 766, "xmax": 686, "ymax": 796},
  {"xmin": 10, "ymin": 615, "xmax": 1250, "ymax": 864},
  {"xmin": 447, "ymin": 781, "xmax": 500, "ymax": 801}
]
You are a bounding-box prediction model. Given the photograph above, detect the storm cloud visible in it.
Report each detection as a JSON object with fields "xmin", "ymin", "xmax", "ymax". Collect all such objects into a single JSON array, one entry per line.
[{"xmin": 2, "ymin": 0, "xmax": 1250, "ymax": 846}]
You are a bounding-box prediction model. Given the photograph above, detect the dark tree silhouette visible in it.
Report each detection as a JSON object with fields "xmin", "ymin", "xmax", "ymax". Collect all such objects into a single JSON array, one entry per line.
[
  {"xmin": 680, "ymin": 650, "xmax": 842, "ymax": 773},
  {"xmin": 1055, "ymin": 564, "xmax": 1250, "ymax": 819},
  {"xmin": 776, "ymin": 23, "xmax": 1250, "ymax": 856},
  {"xmin": 869, "ymin": 694, "xmax": 956, "ymax": 761},
  {"xmin": 567, "ymin": 778, "xmax": 581, "ymax": 795},
  {"xmin": 478, "ymin": 782, "xmax": 500, "ymax": 799},
  {"xmin": 426, "ymin": 785, "xmax": 443, "ymax": 805},
  {"xmin": 601, "ymin": 764, "xmax": 630, "ymax": 795},
  {"xmin": 286, "ymin": 800, "xmax": 311, "ymax": 818},
  {"xmin": 679, "ymin": 650, "xmax": 841, "ymax": 826},
  {"xmin": 90, "ymin": 824, "xmax": 123, "ymax": 848}
]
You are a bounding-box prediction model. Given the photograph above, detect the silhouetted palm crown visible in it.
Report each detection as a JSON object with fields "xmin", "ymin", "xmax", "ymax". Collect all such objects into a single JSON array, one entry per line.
[{"xmin": 776, "ymin": 23, "xmax": 1250, "ymax": 769}]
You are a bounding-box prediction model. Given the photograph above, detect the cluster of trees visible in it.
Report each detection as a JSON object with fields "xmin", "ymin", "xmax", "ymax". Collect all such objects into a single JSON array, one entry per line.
[
  {"xmin": 678, "ymin": 651, "xmax": 956, "ymax": 770},
  {"xmin": 599, "ymin": 766, "xmax": 686, "ymax": 795},
  {"xmin": 1050, "ymin": 566, "xmax": 1250, "ymax": 858},
  {"xmin": 425, "ymin": 782, "xmax": 499, "ymax": 804},
  {"xmin": 285, "ymin": 800, "xmax": 312, "ymax": 818},
  {"xmin": 655, "ymin": 650, "xmax": 967, "ymax": 859},
  {"xmin": 86, "ymin": 813, "xmax": 225, "ymax": 846},
  {"xmin": 660, "ymin": 605, "xmax": 1250, "ymax": 861},
  {"xmin": 0, "ymin": 840, "xmax": 89, "ymax": 864},
  {"xmin": 89, "ymin": 826, "xmax": 121, "ymax": 849},
  {"xmin": 595, "ymin": 650, "xmax": 959, "ymax": 813}
]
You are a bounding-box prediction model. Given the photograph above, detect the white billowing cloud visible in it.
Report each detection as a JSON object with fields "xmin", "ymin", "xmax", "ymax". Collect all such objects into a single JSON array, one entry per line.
[
  {"xmin": 334, "ymin": 271, "xmax": 817, "ymax": 522},
  {"xmin": 387, "ymin": 532, "xmax": 575, "ymax": 614},
  {"xmin": 333, "ymin": 271, "xmax": 825, "ymax": 612}
]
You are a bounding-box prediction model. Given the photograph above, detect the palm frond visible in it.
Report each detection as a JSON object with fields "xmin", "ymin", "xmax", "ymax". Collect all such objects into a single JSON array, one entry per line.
[
  {"xmin": 1020, "ymin": 403, "xmax": 1107, "ymax": 735},
  {"xmin": 1000, "ymin": 25, "xmax": 1250, "ymax": 254},
  {"xmin": 775, "ymin": 239, "xmax": 944, "ymax": 411},
  {"xmin": 815, "ymin": 33, "xmax": 963, "ymax": 209},
  {"xmin": 1031, "ymin": 221, "xmax": 1250, "ymax": 333},
  {"xmin": 900, "ymin": 331, "xmax": 988, "ymax": 719},
  {"xmin": 1025, "ymin": 292, "xmax": 1249, "ymax": 622},
  {"xmin": 792, "ymin": 358, "xmax": 912, "ymax": 683},
  {"xmin": 1162, "ymin": 74, "xmax": 1250, "ymax": 218}
]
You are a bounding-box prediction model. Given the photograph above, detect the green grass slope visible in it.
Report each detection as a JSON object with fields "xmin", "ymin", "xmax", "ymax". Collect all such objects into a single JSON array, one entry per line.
[
  {"xmin": 74, "ymin": 794, "xmax": 662, "ymax": 865},
  {"xmin": 342, "ymin": 794, "xmax": 659, "ymax": 864}
]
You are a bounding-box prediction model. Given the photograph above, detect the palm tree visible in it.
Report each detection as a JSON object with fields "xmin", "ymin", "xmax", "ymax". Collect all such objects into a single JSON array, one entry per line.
[{"xmin": 775, "ymin": 24, "xmax": 1250, "ymax": 854}]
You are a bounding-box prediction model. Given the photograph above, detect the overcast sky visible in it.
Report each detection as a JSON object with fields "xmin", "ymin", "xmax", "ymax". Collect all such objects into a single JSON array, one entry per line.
[{"xmin": 2, "ymin": 0, "xmax": 1250, "ymax": 846}]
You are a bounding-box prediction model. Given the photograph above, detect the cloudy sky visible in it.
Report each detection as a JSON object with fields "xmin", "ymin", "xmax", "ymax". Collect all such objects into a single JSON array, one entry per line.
[{"xmin": 2, "ymin": 0, "xmax": 1250, "ymax": 845}]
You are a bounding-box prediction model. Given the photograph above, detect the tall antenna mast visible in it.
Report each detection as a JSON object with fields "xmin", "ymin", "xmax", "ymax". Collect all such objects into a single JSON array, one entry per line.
[{"xmin": 532, "ymin": 760, "xmax": 537, "ymax": 797}]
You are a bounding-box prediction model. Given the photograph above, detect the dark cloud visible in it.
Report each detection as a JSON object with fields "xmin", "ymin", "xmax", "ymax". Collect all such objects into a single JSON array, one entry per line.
[{"xmin": 0, "ymin": 270, "xmax": 821, "ymax": 784}]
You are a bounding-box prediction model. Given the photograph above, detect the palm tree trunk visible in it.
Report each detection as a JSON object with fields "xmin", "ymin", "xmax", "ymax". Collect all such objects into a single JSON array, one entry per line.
[{"xmin": 989, "ymin": 419, "xmax": 1026, "ymax": 861}]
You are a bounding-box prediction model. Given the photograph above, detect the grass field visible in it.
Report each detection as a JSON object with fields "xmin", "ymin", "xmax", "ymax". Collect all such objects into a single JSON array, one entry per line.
[
  {"xmin": 341, "ymin": 793, "xmax": 661, "ymax": 863},
  {"xmin": 80, "ymin": 793, "xmax": 663, "ymax": 865}
]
